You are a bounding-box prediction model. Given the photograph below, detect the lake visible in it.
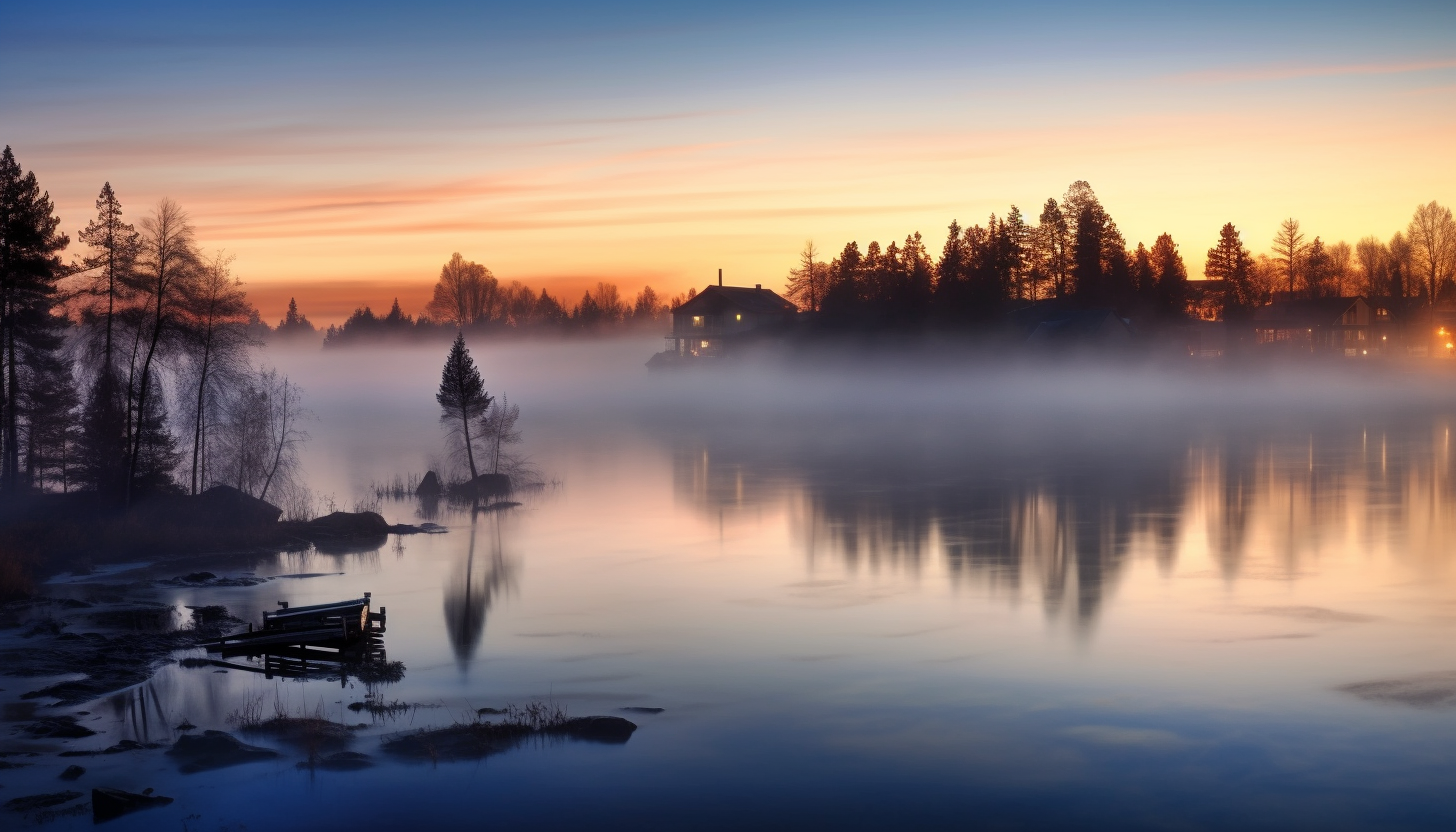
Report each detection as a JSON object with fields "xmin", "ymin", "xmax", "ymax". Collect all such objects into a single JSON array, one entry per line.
[{"xmin": 6, "ymin": 337, "xmax": 1456, "ymax": 831}]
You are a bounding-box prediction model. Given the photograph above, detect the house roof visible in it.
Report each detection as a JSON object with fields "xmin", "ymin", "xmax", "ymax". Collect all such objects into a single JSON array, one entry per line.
[
  {"xmin": 675, "ymin": 285, "xmax": 798, "ymax": 317},
  {"xmin": 1252, "ymin": 297, "xmax": 1362, "ymax": 326}
]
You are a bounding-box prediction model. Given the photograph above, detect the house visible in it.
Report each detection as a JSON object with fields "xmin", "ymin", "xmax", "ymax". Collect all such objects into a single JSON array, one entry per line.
[
  {"xmin": 1252, "ymin": 297, "xmax": 1393, "ymax": 356},
  {"xmin": 657, "ymin": 281, "xmax": 798, "ymax": 361}
]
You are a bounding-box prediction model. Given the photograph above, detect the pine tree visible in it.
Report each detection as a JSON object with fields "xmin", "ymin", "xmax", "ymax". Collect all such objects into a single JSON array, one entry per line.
[
  {"xmin": 436, "ymin": 332, "xmax": 492, "ymax": 482},
  {"xmin": 0, "ymin": 146, "xmax": 70, "ymax": 493},
  {"xmin": 1206, "ymin": 223, "xmax": 1257, "ymax": 317},
  {"xmin": 77, "ymin": 368, "xmax": 128, "ymax": 498},
  {"xmin": 1150, "ymin": 233, "xmax": 1189, "ymax": 317},
  {"xmin": 77, "ymin": 182, "xmax": 139, "ymax": 369}
]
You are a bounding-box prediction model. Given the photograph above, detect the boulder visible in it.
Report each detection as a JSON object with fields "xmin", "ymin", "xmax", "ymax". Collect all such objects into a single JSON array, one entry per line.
[
  {"xmin": 92, "ymin": 787, "xmax": 173, "ymax": 822},
  {"xmin": 416, "ymin": 471, "xmax": 442, "ymax": 498},
  {"xmin": 453, "ymin": 473, "xmax": 511, "ymax": 499},
  {"xmin": 552, "ymin": 716, "xmax": 638, "ymax": 744},
  {"xmin": 302, "ymin": 511, "xmax": 391, "ymax": 538},
  {"xmin": 166, "ymin": 730, "xmax": 279, "ymax": 773},
  {"xmin": 58, "ymin": 765, "xmax": 85, "ymax": 781}
]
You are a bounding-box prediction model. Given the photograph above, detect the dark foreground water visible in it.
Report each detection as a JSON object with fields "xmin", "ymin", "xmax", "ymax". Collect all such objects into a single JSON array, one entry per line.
[{"xmin": 5, "ymin": 339, "xmax": 1456, "ymax": 831}]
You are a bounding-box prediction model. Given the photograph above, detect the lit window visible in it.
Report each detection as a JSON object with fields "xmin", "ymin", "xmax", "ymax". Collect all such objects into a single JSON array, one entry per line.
[
  {"xmin": 701, "ymin": 340, "xmax": 710, "ymax": 348},
  {"xmin": 692, "ymin": 316, "xmax": 703, "ymax": 327},
  {"xmin": 735, "ymin": 314, "xmax": 742, "ymax": 321}
]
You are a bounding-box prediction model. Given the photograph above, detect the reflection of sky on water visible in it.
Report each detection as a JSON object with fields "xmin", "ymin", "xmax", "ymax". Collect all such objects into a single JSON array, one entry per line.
[{"xmin": 11, "ymin": 343, "xmax": 1456, "ymax": 830}]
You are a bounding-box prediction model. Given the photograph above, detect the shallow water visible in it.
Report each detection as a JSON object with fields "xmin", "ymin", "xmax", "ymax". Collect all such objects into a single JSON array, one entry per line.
[{"xmin": 7, "ymin": 340, "xmax": 1456, "ymax": 830}]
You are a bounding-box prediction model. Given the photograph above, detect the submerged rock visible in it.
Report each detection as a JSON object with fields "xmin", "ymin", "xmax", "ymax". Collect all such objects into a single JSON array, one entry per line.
[
  {"xmin": 167, "ymin": 730, "xmax": 279, "ymax": 773},
  {"xmin": 92, "ymin": 787, "xmax": 173, "ymax": 822},
  {"xmin": 58, "ymin": 765, "xmax": 85, "ymax": 781},
  {"xmin": 59, "ymin": 739, "xmax": 163, "ymax": 757},
  {"xmin": 3, "ymin": 791, "xmax": 83, "ymax": 813},
  {"xmin": 242, "ymin": 716, "xmax": 356, "ymax": 751},
  {"xmin": 22, "ymin": 716, "xmax": 96, "ymax": 739},
  {"xmin": 552, "ymin": 716, "xmax": 638, "ymax": 744},
  {"xmin": 298, "ymin": 751, "xmax": 374, "ymax": 771}
]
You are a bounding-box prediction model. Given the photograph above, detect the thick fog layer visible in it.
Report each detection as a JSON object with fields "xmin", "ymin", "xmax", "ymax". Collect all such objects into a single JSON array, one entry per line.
[{"xmin": 261, "ymin": 335, "xmax": 1456, "ymax": 499}]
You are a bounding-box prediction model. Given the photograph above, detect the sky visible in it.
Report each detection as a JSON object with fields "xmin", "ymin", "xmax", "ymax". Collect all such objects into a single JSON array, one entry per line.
[{"xmin": 3, "ymin": 0, "xmax": 1454, "ymax": 325}]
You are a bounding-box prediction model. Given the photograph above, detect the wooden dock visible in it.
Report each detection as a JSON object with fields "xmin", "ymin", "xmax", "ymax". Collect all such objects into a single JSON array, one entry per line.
[{"xmin": 197, "ymin": 593, "xmax": 389, "ymax": 680}]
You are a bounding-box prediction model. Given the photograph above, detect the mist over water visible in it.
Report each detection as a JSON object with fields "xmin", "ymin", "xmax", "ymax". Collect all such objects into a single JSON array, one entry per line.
[{"xmin": 15, "ymin": 338, "xmax": 1456, "ymax": 830}]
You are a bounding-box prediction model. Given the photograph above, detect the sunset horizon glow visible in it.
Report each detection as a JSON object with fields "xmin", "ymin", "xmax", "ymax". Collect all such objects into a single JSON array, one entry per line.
[{"xmin": 4, "ymin": 0, "xmax": 1453, "ymax": 324}]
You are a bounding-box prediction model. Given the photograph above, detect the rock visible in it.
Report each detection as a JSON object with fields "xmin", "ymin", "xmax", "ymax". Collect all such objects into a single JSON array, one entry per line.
[
  {"xmin": 58, "ymin": 765, "xmax": 84, "ymax": 781},
  {"xmin": 92, "ymin": 787, "xmax": 173, "ymax": 822},
  {"xmin": 0, "ymin": 761, "xmax": 28, "ymax": 770},
  {"xmin": 303, "ymin": 511, "xmax": 391, "ymax": 538},
  {"xmin": 176, "ymin": 719, "xmax": 197, "ymax": 731},
  {"xmin": 416, "ymin": 471, "xmax": 442, "ymax": 498},
  {"xmin": 190, "ymin": 485, "xmax": 283, "ymax": 527},
  {"xmin": 166, "ymin": 730, "xmax": 279, "ymax": 773},
  {"xmin": 453, "ymin": 473, "xmax": 511, "ymax": 499},
  {"xmin": 23, "ymin": 717, "xmax": 96, "ymax": 739},
  {"xmin": 59, "ymin": 739, "xmax": 163, "ymax": 757},
  {"xmin": 476, "ymin": 707, "xmax": 505, "ymax": 715},
  {"xmin": 419, "ymin": 522, "xmax": 447, "ymax": 533},
  {"xmin": 298, "ymin": 751, "xmax": 373, "ymax": 771},
  {"xmin": 183, "ymin": 571, "xmax": 216, "ymax": 583},
  {"xmin": 619, "ymin": 706, "xmax": 665, "ymax": 714},
  {"xmin": 553, "ymin": 716, "xmax": 638, "ymax": 744},
  {"xmin": 3, "ymin": 791, "xmax": 83, "ymax": 813}
]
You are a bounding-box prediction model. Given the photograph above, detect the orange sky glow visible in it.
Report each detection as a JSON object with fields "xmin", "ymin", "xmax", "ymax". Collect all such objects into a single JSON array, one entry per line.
[{"xmin": 5, "ymin": 3, "xmax": 1454, "ymax": 325}]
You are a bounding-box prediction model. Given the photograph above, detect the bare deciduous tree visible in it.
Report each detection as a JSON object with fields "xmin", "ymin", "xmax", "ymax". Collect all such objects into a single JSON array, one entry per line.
[
  {"xmin": 182, "ymin": 250, "xmax": 255, "ymax": 494},
  {"xmin": 1271, "ymin": 218, "xmax": 1307, "ymax": 296},
  {"xmin": 785, "ymin": 241, "xmax": 828, "ymax": 312},
  {"xmin": 214, "ymin": 367, "xmax": 308, "ymax": 502},
  {"xmin": 127, "ymin": 197, "xmax": 198, "ymax": 503},
  {"xmin": 478, "ymin": 394, "xmax": 521, "ymax": 476},
  {"xmin": 425, "ymin": 253, "xmax": 498, "ymax": 327},
  {"xmin": 1408, "ymin": 201, "xmax": 1456, "ymax": 307}
]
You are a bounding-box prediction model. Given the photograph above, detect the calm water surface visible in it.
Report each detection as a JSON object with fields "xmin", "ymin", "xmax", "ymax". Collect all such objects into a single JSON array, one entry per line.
[{"xmin": 9, "ymin": 339, "xmax": 1456, "ymax": 831}]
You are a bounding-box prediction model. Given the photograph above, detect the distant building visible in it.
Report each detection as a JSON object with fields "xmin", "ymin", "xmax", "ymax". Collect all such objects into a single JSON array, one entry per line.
[
  {"xmin": 1251, "ymin": 297, "xmax": 1396, "ymax": 356},
  {"xmin": 657, "ymin": 283, "xmax": 798, "ymax": 361}
]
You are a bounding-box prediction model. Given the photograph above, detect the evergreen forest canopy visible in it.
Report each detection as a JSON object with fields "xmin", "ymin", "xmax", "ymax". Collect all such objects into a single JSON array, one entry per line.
[{"xmin": 783, "ymin": 181, "xmax": 1456, "ymax": 328}]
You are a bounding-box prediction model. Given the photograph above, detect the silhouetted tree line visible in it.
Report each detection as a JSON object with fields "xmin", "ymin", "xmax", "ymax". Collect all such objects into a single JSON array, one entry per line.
[
  {"xmin": 784, "ymin": 180, "xmax": 1455, "ymax": 328},
  {"xmin": 0, "ymin": 146, "xmax": 305, "ymax": 503},
  {"xmin": 319, "ymin": 252, "xmax": 676, "ymax": 347}
]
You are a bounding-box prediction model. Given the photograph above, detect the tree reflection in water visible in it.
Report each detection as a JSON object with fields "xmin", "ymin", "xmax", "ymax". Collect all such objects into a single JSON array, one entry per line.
[
  {"xmin": 674, "ymin": 416, "xmax": 1456, "ymax": 634},
  {"xmin": 443, "ymin": 507, "xmax": 517, "ymax": 667}
]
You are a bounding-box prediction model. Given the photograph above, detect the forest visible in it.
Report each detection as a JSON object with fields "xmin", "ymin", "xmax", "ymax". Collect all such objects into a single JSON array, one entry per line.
[{"xmin": 782, "ymin": 181, "xmax": 1456, "ymax": 329}]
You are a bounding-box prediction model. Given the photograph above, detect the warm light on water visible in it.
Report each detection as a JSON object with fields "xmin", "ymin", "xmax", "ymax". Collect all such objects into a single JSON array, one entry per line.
[{"xmin": 11, "ymin": 339, "xmax": 1456, "ymax": 830}]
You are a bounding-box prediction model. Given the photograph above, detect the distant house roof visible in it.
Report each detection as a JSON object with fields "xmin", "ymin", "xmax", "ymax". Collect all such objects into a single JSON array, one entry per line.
[
  {"xmin": 675, "ymin": 285, "xmax": 797, "ymax": 317},
  {"xmin": 1252, "ymin": 297, "xmax": 1362, "ymax": 326}
]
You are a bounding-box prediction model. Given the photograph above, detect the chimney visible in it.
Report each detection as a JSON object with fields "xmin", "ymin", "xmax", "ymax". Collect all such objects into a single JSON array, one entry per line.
[
  {"xmin": 755, "ymin": 284, "xmax": 761, "ymax": 290},
  {"xmin": 718, "ymin": 269, "xmax": 722, "ymax": 287}
]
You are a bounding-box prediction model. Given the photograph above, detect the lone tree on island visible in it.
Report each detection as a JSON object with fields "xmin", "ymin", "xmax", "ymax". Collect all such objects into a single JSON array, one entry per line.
[{"xmin": 436, "ymin": 331, "xmax": 492, "ymax": 482}]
